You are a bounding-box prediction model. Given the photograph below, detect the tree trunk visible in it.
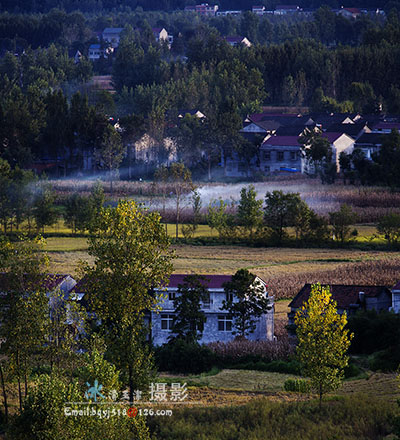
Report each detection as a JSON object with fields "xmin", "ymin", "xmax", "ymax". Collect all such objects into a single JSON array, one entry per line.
[
  {"xmin": 208, "ymin": 154, "xmax": 212, "ymax": 181},
  {"xmin": 128, "ymin": 364, "xmax": 134, "ymax": 404},
  {"xmin": 0, "ymin": 362, "xmax": 9, "ymax": 423},
  {"xmin": 319, "ymin": 384, "xmax": 323, "ymax": 409},
  {"xmin": 16, "ymin": 352, "xmax": 22, "ymax": 411},
  {"xmin": 175, "ymin": 195, "xmax": 180, "ymax": 239}
]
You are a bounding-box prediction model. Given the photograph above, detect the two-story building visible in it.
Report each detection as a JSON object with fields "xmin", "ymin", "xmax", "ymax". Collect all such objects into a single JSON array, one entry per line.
[
  {"xmin": 151, "ymin": 274, "xmax": 274, "ymax": 346},
  {"xmin": 260, "ymin": 136, "xmax": 302, "ymax": 174}
]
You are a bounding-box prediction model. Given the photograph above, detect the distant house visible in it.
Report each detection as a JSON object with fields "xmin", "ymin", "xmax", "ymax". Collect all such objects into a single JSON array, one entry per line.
[
  {"xmin": 325, "ymin": 122, "xmax": 370, "ymax": 140},
  {"xmin": 288, "ymin": 284, "xmax": 392, "ymax": 326},
  {"xmin": 224, "ymin": 36, "xmax": 252, "ymax": 47},
  {"xmin": 252, "ymin": 5, "xmax": 265, "ymax": 15},
  {"xmin": 322, "ymin": 132, "xmax": 354, "ymax": 171},
  {"xmin": 311, "ymin": 112, "xmax": 361, "ymax": 128},
  {"xmin": 151, "ymin": 274, "xmax": 274, "ymax": 346},
  {"xmin": 337, "ymin": 7, "xmax": 362, "ymax": 19},
  {"xmin": 152, "ymin": 27, "xmax": 169, "ymax": 44},
  {"xmin": 216, "ymin": 10, "xmax": 241, "ymax": 16},
  {"xmin": 354, "ymin": 132, "xmax": 388, "ymax": 160},
  {"xmin": 275, "ymin": 4, "xmax": 300, "ymax": 14},
  {"xmin": 260, "ymin": 136, "xmax": 302, "ymax": 174},
  {"xmin": 0, "ymin": 273, "xmax": 77, "ymax": 304},
  {"xmin": 185, "ymin": 3, "xmax": 218, "ymax": 16},
  {"xmin": 102, "ymin": 27, "xmax": 124, "ymax": 48},
  {"xmin": 177, "ymin": 109, "xmax": 206, "ymax": 119},
  {"xmin": 88, "ymin": 44, "xmax": 113, "ymax": 61},
  {"xmin": 371, "ymin": 122, "xmax": 400, "ymax": 134}
]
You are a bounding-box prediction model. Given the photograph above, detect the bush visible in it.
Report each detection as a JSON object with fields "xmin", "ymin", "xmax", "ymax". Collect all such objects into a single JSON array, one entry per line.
[
  {"xmin": 284, "ymin": 378, "xmax": 310, "ymax": 393},
  {"xmin": 369, "ymin": 346, "xmax": 400, "ymax": 372},
  {"xmin": 155, "ymin": 340, "xmax": 217, "ymax": 374},
  {"xmin": 343, "ymin": 363, "xmax": 362, "ymax": 378}
]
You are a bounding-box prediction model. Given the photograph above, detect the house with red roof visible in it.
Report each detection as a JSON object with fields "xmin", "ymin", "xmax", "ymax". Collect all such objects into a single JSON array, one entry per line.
[
  {"xmin": 260, "ymin": 135, "xmax": 302, "ymax": 174},
  {"xmin": 337, "ymin": 7, "xmax": 362, "ymax": 19},
  {"xmin": 288, "ymin": 284, "xmax": 392, "ymax": 327},
  {"xmin": 152, "ymin": 274, "xmax": 274, "ymax": 345},
  {"xmin": 71, "ymin": 274, "xmax": 274, "ymax": 345}
]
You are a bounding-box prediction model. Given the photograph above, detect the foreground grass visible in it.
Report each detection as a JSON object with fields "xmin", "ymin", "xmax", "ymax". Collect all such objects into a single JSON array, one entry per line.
[{"xmin": 147, "ymin": 394, "xmax": 395, "ymax": 440}]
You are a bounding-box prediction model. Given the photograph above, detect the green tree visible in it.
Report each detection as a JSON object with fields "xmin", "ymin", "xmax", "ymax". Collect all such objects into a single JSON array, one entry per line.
[
  {"xmin": 207, "ymin": 198, "xmax": 237, "ymax": 240},
  {"xmin": 81, "ymin": 200, "xmax": 173, "ymax": 402},
  {"xmin": 377, "ymin": 213, "xmax": 400, "ymax": 245},
  {"xmin": 264, "ymin": 191, "xmax": 303, "ymax": 244},
  {"xmin": 170, "ymin": 275, "xmax": 210, "ymax": 343},
  {"xmin": 94, "ymin": 125, "xmax": 125, "ymax": 193},
  {"xmin": 295, "ymin": 283, "xmax": 353, "ymax": 408},
  {"xmin": 329, "ymin": 204, "xmax": 358, "ymax": 243},
  {"xmin": 63, "ymin": 193, "xmax": 90, "ymax": 234},
  {"xmin": 0, "ymin": 235, "xmax": 50, "ymax": 416},
  {"xmin": 300, "ymin": 132, "xmax": 333, "ymax": 181},
  {"xmin": 33, "ymin": 183, "xmax": 58, "ymax": 233},
  {"xmin": 182, "ymin": 190, "xmax": 202, "ymax": 239},
  {"xmin": 237, "ymin": 185, "xmax": 263, "ymax": 239},
  {"xmin": 221, "ymin": 269, "xmax": 271, "ymax": 338},
  {"xmin": 169, "ymin": 162, "xmax": 194, "ymax": 239}
]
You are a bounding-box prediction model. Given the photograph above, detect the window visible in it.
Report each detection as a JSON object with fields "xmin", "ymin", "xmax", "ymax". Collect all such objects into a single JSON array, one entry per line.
[
  {"xmin": 277, "ymin": 151, "xmax": 284, "ymax": 161},
  {"xmin": 264, "ymin": 165, "xmax": 270, "ymax": 173},
  {"xmin": 290, "ymin": 151, "xmax": 296, "ymax": 161},
  {"xmin": 263, "ymin": 151, "xmax": 271, "ymax": 161},
  {"xmin": 218, "ymin": 315, "xmax": 232, "ymax": 332},
  {"xmin": 226, "ymin": 292, "xmax": 233, "ymax": 302},
  {"xmin": 168, "ymin": 292, "xmax": 176, "ymax": 301},
  {"xmin": 161, "ymin": 314, "xmax": 174, "ymax": 330},
  {"xmin": 202, "ymin": 293, "xmax": 211, "ymax": 309}
]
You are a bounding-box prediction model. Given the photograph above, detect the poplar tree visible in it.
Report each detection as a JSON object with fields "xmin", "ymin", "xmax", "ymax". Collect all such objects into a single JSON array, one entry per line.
[
  {"xmin": 294, "ymin": 283, "xmax": 353, "ymax": 408},
  {"xmin": 81, "ymin": 200, "xmax": 173, "ymax": 402}
]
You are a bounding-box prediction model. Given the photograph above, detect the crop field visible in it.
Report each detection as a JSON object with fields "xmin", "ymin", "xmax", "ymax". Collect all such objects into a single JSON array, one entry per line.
[{"xmin": 46, "ymin": 238, "xmax": 400, "ymax": 299}]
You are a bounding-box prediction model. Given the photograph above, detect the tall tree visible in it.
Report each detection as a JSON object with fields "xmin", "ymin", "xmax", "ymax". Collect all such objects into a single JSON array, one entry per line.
[
  {"xmin": 81, "ymin": 200, "xmax": 173, "ymax": 402},
  {"xmin": 329, "ymin": 204, "xmax": 358, "ymax": 243},
  {"xmin": 237, "ymin": 185, "xmax": 263, "ymax": 239},
  {"xmin": 264, "ymin": 191, "xmax": 303, "ymax": 244},
  {"xmin": 170, "ymin": 275, "xmax": 210, "ymax": 343},
  {"xmin": 295, "ymin": 283, "xmax": 353, "ymax": 408},
  {"xmin": 94, "ymin": 125, "xmax": 125, "ymax": 192},
  {"xmin": 169, "ymin": 162, "xmax": 194, "ymax": 239},
  {"xmin": 221, "ymin": 269, "xmax": 270, "ymax": 338}
]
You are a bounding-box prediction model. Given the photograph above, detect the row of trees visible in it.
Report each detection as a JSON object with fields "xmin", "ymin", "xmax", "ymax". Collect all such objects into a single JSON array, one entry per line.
[{"xmin": 0, "ymin": 159, "xmax": 106, "ymax": 234}]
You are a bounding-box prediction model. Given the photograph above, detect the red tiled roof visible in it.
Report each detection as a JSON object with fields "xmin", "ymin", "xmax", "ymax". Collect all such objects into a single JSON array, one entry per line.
[
  {"xmin": 344, "ymin": 7, "xmax": 361, "ymax": 13},
  {"xmin": 322, "ymin": 132, "xmax": 344, "ymax": 143},
  {"xmin": 167, "ymin": 274, "xmax": 233, "ymax": 289},
  {"xmin": 249, "ymin": 112, "xmax": 298, "ymax": 123},
  {"xmin": 289, "ymin": 284, "xmax": 390, "ymax": 310},
  {"xmin": 262, "ymin": 136, "xmax": 300, "ymax": 146},
  {"xmin": 392, "ymin": 281, "xmax": 400, "ymax": 291},
  {"xmin": 0, "ymin": 273, "xmax": 71, "ymax": 292}
]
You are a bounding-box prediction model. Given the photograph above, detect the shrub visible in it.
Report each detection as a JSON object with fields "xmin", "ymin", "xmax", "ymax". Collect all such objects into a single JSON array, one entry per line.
[
  {"xmin": 343, "ymin": 363, "xmax": 362, "ymax": 378},
  {"xmin": 284, "ymin": 378, "xmax": 311, "ymax": 393},
  {"xmin": 155, "ymin": 340, "xmax": 217, "ymax": 374},
  {"xmin": 369, "ymin": 346, "xmax": 400, "ymax": 372}
]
